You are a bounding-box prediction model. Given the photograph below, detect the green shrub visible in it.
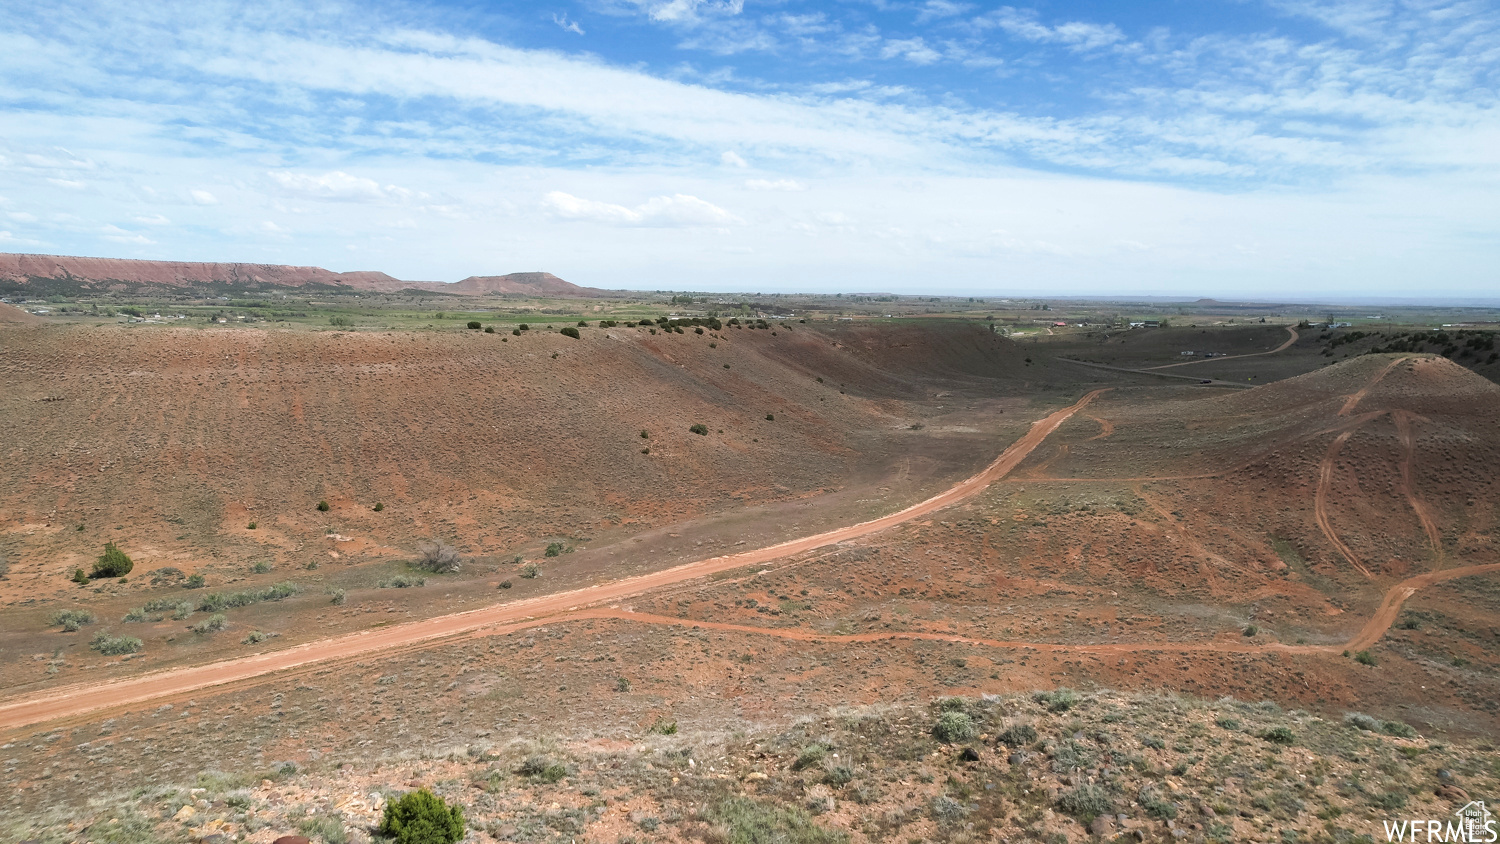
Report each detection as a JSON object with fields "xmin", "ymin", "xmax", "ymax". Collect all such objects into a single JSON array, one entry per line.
[
  {"xmin": 498, "ymin": 580, "xmax": 512, "ymax": 589},
  {"xmin": 1354, "ymin": 650, "xmax": 1377, "ymax": 666},
  {"xmin": 299, "ymin": 813, "xmax": 348, "ymax": 844},
  {"xmin": 792, "ymin": 744, "xmax": 827, "ymax": 771},
  {"xmin": 648, "ymin": 719, "xmax": 678, "ymax": 735},
  {"xmin": 89, "ymin": 630, "xmax": 142, "ymax": 655},
  {"xmin": 172, "ymin": 602, "xmax": 194, "ymax": 620},
  {"xmin": 1243, "ymin": 625, "xmax": 1258, "ymax": 637},
  {"xmin": 1139, "ymin": 786, "xmax": 1178, "ymax": 820},
  {"xmin": 186, "ymin": 573, "xmax": 205, "ymax": 588},
  {"xmin": 123, "ymin": 607, "xmax": 146, "ymax": 622},
  {"xmin": 466, "ymin": 321, "xmax": 481, "ymax": 330},
  {"xmin": 1344, "ymin": 712, "xmax": 1379, "ymax": 732},
  {"xmin": 578, "ymin": 320, "xmax": 588, "ymax": 327},
  {"xmin": 329, "ymin": 316, "xmax": 352, "ymax": 327},
  {"xmin": 518, "ymin": 755, "xmax": 568, "ymax": 783},
  {"xmin": 247, "ymin": 521, "xmax": 257, "ymax": 530},
  {"xmin": 615, "ymin": 677, "xmax": 631, "ymax": 692},
  {"xmin": 71, "ymin": 568, "xmax": 89, "ymax": 584},
  {"xmin": 379, "ymin": 788, "xmax": 465, "ymax": 844},
  {"xmin": 252, "ymin": 560, "xmax": 272, "ymax": 574},
  {"xmin": 702, "ymin": 796, "xmax": 847, "ymax": 844},
  {"xmin": 192, "ymin": 613, "xmax": 228, "ymax": 634},
  {"xmin": 484, "ymin": 326, "xmax": 495, "ymax": 333},
  {"xmin": 544, "ymin": 542, "xmax": 564, "ymax": 558},
  {"xmin": 317, "ymin": 500, "xmax": 330, "ymax": 512},
  {"xmin": 242, "ymin": 630, "xmax": 279, "ymax": 644},
  {"xmin": 51, "ymin": 608, "xmax": 97, "ymax": 631},
  {"xmin": 1056, "ymin": 784, "xmax": 1113, "ymax": 823},
  {"xmin": 380, "ymin": 574, "xmax": 426, "ymax": 588},
  {"xmin": 1382, "ymin": 720, "xmax": 1417, "ymax": 738},
  {"xmin": 519, "ymin": 563, "xmax": 539, "ymax": 579},
  {"xmin": 933, "ymin": 711, "xmax": 977, "ymax": 743},
  {"xmin": 518, "ymin": 323, "xmax": 530, "ymax": 330},
  {"xmin": 560, "ymin": 326, "xmax": 580, "ymax": 339},
  {"xmin": 328, "ymin": 588, "xmax": 347, "ymax": 605},
  {"xmin": 824, "ymin": 765, "xmax": 855, "ymax": 787},
  {"xmin": 689, "ymin": 423, "xmax": 709, "ymax": 435},
  {"xmin": 640, "ymin": 429, "xmax": 649, "ymax": 439},
  {"xmin": 373, "ymin": 502, "xmax": 384, "ymax": 511},
  {"xmin": 997, "ymin": 723, "xmax": 1037, "ymax": 747},
  {"xmin": 1035, "ymin": 688, "xmax": 1079, "ymax": 712},
  {"xmin": 92, "ymin": 542, "xmax": 134, "ymax": 578},
  {"xmin": 1260, "ymin": 726, "xmax": 1295, "ymax": 745},
  {"xmin": 511, "ymin": 328, "xmax": 521, "ymax": 336},
  {"xmin": 765, "ymin": 413, "xmax": 774, "ymax": 421}
]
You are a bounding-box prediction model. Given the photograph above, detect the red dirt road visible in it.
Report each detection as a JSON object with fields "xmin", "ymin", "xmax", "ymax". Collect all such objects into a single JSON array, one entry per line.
[{"xmin": 0, "ymin": 391, "xmax": 1108, "ymax": 731}]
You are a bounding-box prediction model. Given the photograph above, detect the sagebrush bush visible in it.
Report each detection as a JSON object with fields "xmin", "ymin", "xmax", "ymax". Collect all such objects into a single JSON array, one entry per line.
[
  {"xmin": 560, "ymin": 326, "xmax": 580, "ymax": 339},
  {"xmin": 51, "ymin": 608, "xmax": 96, "ymax": 631},
  {"xmin": 997, "ymin": 723, "xmax": 1038, "ymax": 747},
  {"xmin": 1056, "ymin": 784, "xmax": 1113, "ymax": 822},
  {"xmin": 379, "ymin": 788, "xmax": 466, "ymax": 844},
  {"xmin": 690, "ymin": 423, "xmax": 709, "ymax": 435},
  {"xmin": 466, "ymin": 321, "xmax": 481, "ymax": 330},
  {"xmin": 1344, "ymin": 712, "xmax": 1379, "ymax": 732},
  {"xmin": 192, "ymin": 613, "xmax": 228, "ymax": 634},
  {"xmin": 933, "ymin": 711, "xmax": 977, "ymax": 743},
  {"xmin": 1035, "ymin": 688, "xmax": 1079, "ymax": 712},
  {"xmin": 702, "ymin": 796, "xmax": 847, "ymax": 844},
  {"xmin": 380, "ymin": 574, "xmax": 426, "ymax": 588},
  {"xmin": 92, "ymin": 542, "xmax": 134, "ymax": 578},
  {"xmin": 1260, "ymin": 726, "xmax": 1295, "ymax": 745},
  {"xmin": 317, "ymin": 500, "xmax": 330, "ymax": 512},
  {"xmin": 414, "ymin": 540, "xmax": 462, "ymax": 573},
  {"xmin": 89, "ymin": 630, "xmax": 143, "ymax": 655},
  {"xmin": 544, "ymin": 542, "xmax": 564, "ymax": 557}
]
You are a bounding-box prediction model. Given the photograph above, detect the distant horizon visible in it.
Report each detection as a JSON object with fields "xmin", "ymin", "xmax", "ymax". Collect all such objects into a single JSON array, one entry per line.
[{"xmin": 5, "ymin": 248, "xmax": 1500, "ymax": 310}]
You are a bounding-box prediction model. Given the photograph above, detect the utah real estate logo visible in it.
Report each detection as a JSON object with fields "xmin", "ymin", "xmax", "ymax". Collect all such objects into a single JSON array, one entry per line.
[{"xmin": 1385, "ymin": 801, "xmax": 1497, "ymax": 843}]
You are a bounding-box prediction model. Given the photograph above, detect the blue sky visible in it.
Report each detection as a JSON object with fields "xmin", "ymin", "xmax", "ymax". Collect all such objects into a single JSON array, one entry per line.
[{"xmin": 1, "ymin": 0, "xmax": 1497, "ymax": 297}]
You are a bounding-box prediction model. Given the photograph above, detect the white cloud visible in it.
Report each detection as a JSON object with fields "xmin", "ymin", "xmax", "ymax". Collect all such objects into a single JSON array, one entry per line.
[
  {"xmin": 978, "ymin": 8, "xmax": 1126, "ymax": 51},
  {"xmin": 745, "ymin": 178, "xmax": 806, "ymax": 191},
  {"xmin": 8, "ymin": 211, "xmax": 38, "ymax": 222},
  {"xmin": 720, "ymin": 150, "xmax": 748, "ymax": 168},
  {"xmin": 269, "ymin": 170, "xmax": 413, "ymax": 203},
  {"xmin": 101, "ymin": 224, "xmax": 154, "ymax": 244},
  {"xmin": 543, "ymin": 190, "xmax": 742, "ymax": 227},
  {"xmin": 132, "ymin": 213, "xmax": 171, "ymax": 226},
  {"xmin": 627, "ymin": 0, "xmax": 744, "ymax": 24},
  {"xmin": 190, "ymin": 189, "xmax": 219, "ymax": 205},
  {"xmin": 553, "ymin": 13, "xmax": 584, "ymax": 36},
  {"xmin": 917, "ymin": 1, "xmax": 974, "ymax": 24},
  {"xmin": 48, "ymin": 178, "xmax": 86, "ymax": 189},
  {"xmin": 880, "ymin": 37, "xmax": 943, "ymax": 65}
]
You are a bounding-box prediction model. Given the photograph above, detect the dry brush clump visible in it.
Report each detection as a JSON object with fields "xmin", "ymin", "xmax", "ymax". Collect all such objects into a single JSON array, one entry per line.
[{"xmin": 414, "ymin": 540, "xmax": 462, "ymax": 573}]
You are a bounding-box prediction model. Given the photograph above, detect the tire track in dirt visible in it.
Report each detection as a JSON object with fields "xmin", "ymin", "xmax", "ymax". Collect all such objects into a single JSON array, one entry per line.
[
  {"xmin": 1391, "ymin": 409, "xmax": 1443, "ymax": 565},
  {"xmin": 1314, "ymin": 428, "xmax": 1373, "ymax": 578},
  {"xmin": 1145, "ymin": 326, "xmax": 1298, "ymax": 370},
  {"xmin": 0, "ymin": 390, "xmax": 1110, "ymax": 731},
  {"xmin": 1341, "ymin": 563, "xmax": 1500, "ymax": 652},
  {"xmin": 1314, "ymin": 359, "xmax": 1408, "ymax": 579},
  {"xmin": 1085, "ymin": 415, "xmax": 1114, "ymax": 441}
]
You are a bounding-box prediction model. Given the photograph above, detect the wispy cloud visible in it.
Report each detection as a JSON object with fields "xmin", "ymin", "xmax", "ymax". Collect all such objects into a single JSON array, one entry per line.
[
  {"xmin": 269, "ymin": 170, "xmax": 414, "ymax": 203},
  {"xmin": 543, "ymin": 190, "xmax": 742, "ymax": 227},
  {"xmin": 553, "ymin": 12, "xmax": 584, "ymax": 36}
]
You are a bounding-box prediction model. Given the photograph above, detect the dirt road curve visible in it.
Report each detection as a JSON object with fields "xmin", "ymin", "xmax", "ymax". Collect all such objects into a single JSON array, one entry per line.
[
  {"xmin": 1341, "ymin": 563, "xmax": 1500, "ymax": 652},
  {"xmin": 0, "ymin": 391, "xmax": 1109, "ymax": 731},
  {"xmin": 1145, "ymin": 325, "xmax": 1299, "ymax": 370}
]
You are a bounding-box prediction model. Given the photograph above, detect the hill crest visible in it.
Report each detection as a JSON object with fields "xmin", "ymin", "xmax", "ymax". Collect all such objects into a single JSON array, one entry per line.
[{"xmin": 0, "ymin": 252, "xmax": 599, "ymax": 297}]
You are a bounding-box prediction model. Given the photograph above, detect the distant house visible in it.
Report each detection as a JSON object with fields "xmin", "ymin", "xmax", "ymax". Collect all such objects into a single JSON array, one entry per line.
[
  {"xmin": 1181, "ymin": 351, "xmax": 1195, "ymax": 356},
  {"xmin": 1141, "ymin": 320, "xmax": 1161, "ymax": 328}
]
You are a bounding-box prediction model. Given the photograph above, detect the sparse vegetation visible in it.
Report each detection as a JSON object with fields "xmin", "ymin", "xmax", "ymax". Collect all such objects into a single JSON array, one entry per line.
[
  {"xmin": 91, "ymin": 542, "xmax": 133, "ymax": 578},
  {"xmin": 380, "ymin": 574, "xmax": 426, "ymax": 588},
  {"xmin": 414, "ymin": 540, "xmax": 462, "ymax": 573},
  {"xmin": 373, "ymin": 502, "xmax": 384, "ymax": 511},
  {"xmin": 690, "ymin": 423, "xmax": 709, "ymax": 435},
  {"xmin": 379, "ymin": 788, "xmax": 466, "ymax": 844},
  {"xmin": 241, "ymin": 630, "xmax": 279, "ymax": 645},
  {"xmin": 1055, "ymin": 784, "xmax": 1113, "ymax": 823},
  {"xmin": 560, "ymin": 325, "xmax": 580, "ymax": 339},
  {"xmin": 544, "ymin": 541, "xmax": 564, "ymax": 557},
  {"xmin": 89, "ymin": 630, "xmax": 142, "ymax": 655},
  {"xmin": 1035, "ymin": 688, "xmax": 1078, "ymax": 712},
  {"xmin": 317, "ymin": 500, "xmax": 330, "ymax": 512},
  {"xmin": 701, "ymin": 796, "xmax": 847, "ymax": 844},
  {"xmin": 192, "ymin": 613, "xmax": 229, "ymax": 634},
  {"xmin": 51, "ymin": 608, "xmax": 96, "ymax": 631},
  {"xmin": 197, "ymin": 581, "xmax": 301, "ymax": 612},
  {"xmin": 932, "ymin": 710, "xmax": 977, "ymax": 742}
]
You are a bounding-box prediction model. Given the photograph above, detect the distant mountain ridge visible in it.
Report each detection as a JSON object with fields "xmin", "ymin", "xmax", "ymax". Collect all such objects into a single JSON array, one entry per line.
[{"xmin": 0, "ymin": 252, "xmax": 604, "ymax": 297}]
